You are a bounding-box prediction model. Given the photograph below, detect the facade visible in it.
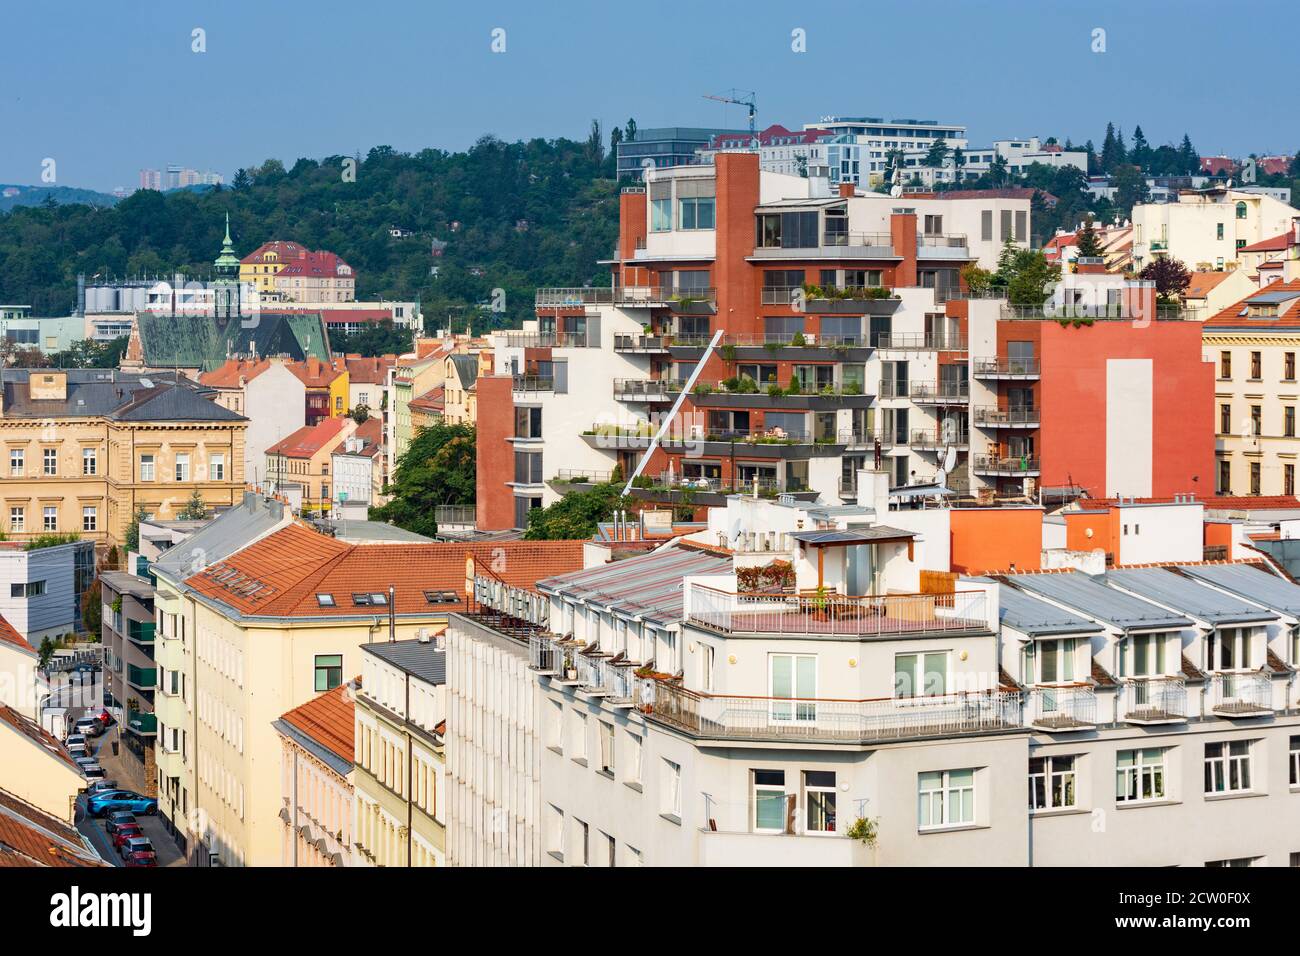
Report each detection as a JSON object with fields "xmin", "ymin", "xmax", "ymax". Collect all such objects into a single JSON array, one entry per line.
[
  {"xmin": 285, "ymin": 357, "xmax": 349, "ymax": 426},
  {"xmin": 0, "ymin": 615, "xmax": 39, "ymax": 720},
  {"xmin": 0, "ymin": 314, "xmax": 84, "ymax": 354},
  {"xmin": 446, "ymin": 493, "xmax": 1300, "ymax": 867},
  {"xmin": 1132, "ymin": 188, "xmax": 1300, "ymax": 273},
  {"xmin": 0, "ymin": 538, "xmax": 95, "ymax": 644},
  {"xmin": 0, "ymin": 369, "xmax": 248, "ymax": 545},
  {"xmin": 353, "ymin": 639, "xmax": 446, "ymax": 867},
  {"xmin": 330, "ymin": 417, "xmax": 384, "ymax": 510},
  {"xmin": 615, "ymin": 126, "xmax": 750, "ymax": 179},
  {"xmin": 100, "ymin": 569, "xmax": 158, "ymax": 789},
  {"xmin": 0, "ymin": 703, "xmax": 85, "ymax": 823},
  {"xmin": 240, "ymin": 241, "xmax": 356, "ymax": 302},
  {"xmin": 198, "ymin": 358, "xmax": 308, "ymax": 488},
  {"xmin": 274, "ymin": 680, "xmax": 356, "ymax": 866},
  {"xmin": 264, "ymin": 416, "xmax": 357, "ymax": 514}
]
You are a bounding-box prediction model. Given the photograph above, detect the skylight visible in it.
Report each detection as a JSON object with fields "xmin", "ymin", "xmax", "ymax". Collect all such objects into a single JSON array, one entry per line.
[{"xmin": 316, "ymin": 594, "xmax": 335, "ymax": 607}]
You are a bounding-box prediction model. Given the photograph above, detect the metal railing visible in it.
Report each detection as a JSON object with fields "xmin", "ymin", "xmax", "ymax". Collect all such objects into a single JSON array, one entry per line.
[
  {"xmin": 972, "ymin": 454, "xmax": 1040, "ymax": 475},
  {"xmin": 554, "ymin": 469, "xmax": 612, "ymax": 483},
  {"xmin": 1026, "ymin": 685, "xmax": 1097, "ymax": 730},
  {"xmin": 512, "ymin": 374, "xmax": 553, "ymax": 392},
  {"xmin": 973, "ymin": 357, "xmax": 1041, "ymax": 377},
  {"xmin": 499, "ymin": 330, "xmax": 598, "ymax": 348},
  {"xmin": 909, "ymin": 429, "xmax": 969, "ymax": 449},
  {"xmin": 819, "ymin": 231, "xmax": 894, "ymax": 249},
  {"xmin": 648, "ymin": 680, "xmax": 1021, "ymax": 742},
  {"xmin": 875, "ymin": 333, "xmax": 968, "ymax": 351},
  {"xmin": 435, "ymin": 504, "xmax": 476, "ymax": 526},
  {"xmin": 1119, "ymin": 676, "xmax": 1187, "ymax": 722},
  {"xmin": 535, "ymin": 286, "xmax": 667, "ymax": 308},
  {"xmin": 613, "ymin": 378, "xmax": 677, "ymax": 400},
  {"xmin": 1208, "ymin": 672, "xmax": 1273, "ymax": 715},
  {"xmin": 613, "ymin": 334, "xmax": 672, "ymax": 352},
  {"xmin": 918, "ymin": 233, "xmax": 968, "ymax": 248},
  {"xmin": 1000, "ymin": 303, "xmax": 1192, "ymax": 322},
  {"xmin": 973, "ymin": 406, "xmax": 1039, "ymax": 426},
  {"xmin": 909, "ymin": 381, "xmax": 970, "ymax": 403},
  {"xmin": 687, "ymin": 584, "xmax": 988, "ymax": 637}
]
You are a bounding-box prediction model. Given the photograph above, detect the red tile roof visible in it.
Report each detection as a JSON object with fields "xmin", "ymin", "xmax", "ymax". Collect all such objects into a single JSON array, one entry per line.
[
  {"xmin": 276, "ymin": 250, "xmax": 351, "ymax": 278},
  {"xmin": 1239, "ymin": 232, "xmax": 1292, "ymax": 254},
  {"xmin": 345, "ymin": 355, "xmax": 396, "ymax": 385},
  {"xmin": 0, "ymin": 704, "xmax": 79, "ymax": 770},
  {"xmin": 279, "ymin": 680, "xmax": 357, "ymax": 765},
  {"xmin": 199, "ymin": 357, "xmax": 274, "ymax": 389},
  {"xmin": 409, "ymin": 385, "xmax": 445, "ymax": 414},
  {"xmin": 337, "ymin": 417, "xmax": 383, "ymax": 459},
  {"xmin": 0, "ymin": 789, "xmax": 103, "ymax": 867},
  {"xmin": 183, "ymin": 523, "xmax": 587, "ymax": 619},
  {"xmin": 1085, "ymin": 495, "xmax": 1300, "ymax": 511},
  {"xmin": 0, "ymin": 615, "xmax": 33, "ymax": 654},
  {"xmin": 241, "ymin": 240, "xmax": 309, "ymax": 265},
  {"xmin": 1206, "ymin": 279, "xmax": 1300, "ymax": 327},
  {"xmin": 285, "ymin": 357, "xmax": 346, "ymax": 388},
  {"xmin": 266, "ymin": 416, "xmax": 354, "ymax": 459},
  {"xmin": 1183, "ymin": 271, "xmax": 1234, "ymax": 298}
]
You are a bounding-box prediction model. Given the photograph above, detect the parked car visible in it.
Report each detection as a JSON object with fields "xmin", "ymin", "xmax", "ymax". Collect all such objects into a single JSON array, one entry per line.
[
  {"xmin": 105, "ymin": 811, "xmax": 137, "ymax": 836},
  {"xmin": 95, "ymin": 709, "xmax": 115, "ymax": 728},
  {"xmin": 66, "ymin": 741, "xmax": 88, "ymax": 758},
  {"xmin": 82, "ymin": 764, "xmax": 106, "ymax": 782},
  {"xmin": 73, "ymin": 756, "xmax": 98, "ymax": 770},
  {"xmin": 122, "ymin": 845, "xmax": 158, "ymax": 867},
  {"xmin": 112, "ymin": 824, "xmax": 145, "ymax": 852},
  {"xmin": 65, "ymin": 733, "xmax": 86, "ymax": 748},
  {"xmin": 73, "ymin": 717, "xmax": 103, "ymax": 738},
  {"xmin": 87, "ymin": 791, "xmax": 158, "ymax": 817},
  {"xmin": 86, "ymin": 779, "xmax": 119, "ymax": 795}
]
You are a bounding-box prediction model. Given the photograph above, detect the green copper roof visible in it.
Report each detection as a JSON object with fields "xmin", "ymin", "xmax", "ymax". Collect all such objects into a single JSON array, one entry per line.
[
  {"xmin": 213, "ymin": 213, "xmax": 241, "ymax": 273},
  {"xmin": 136, "ymin": 312, "xmax": 330, "ymax": 369}
]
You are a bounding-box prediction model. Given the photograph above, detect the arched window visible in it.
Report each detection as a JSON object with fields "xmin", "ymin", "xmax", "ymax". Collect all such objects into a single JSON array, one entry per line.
[{"xmin": 1235, "ymin": 202, "xmax": 1248, "ymax": 219}]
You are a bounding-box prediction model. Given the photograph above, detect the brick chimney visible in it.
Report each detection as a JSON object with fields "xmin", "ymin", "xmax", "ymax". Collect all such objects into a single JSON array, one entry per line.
[
  {"xmin": 890, "ymin": 212, "xmax": 918, "ymax": 288},
  {"xmin": 838, "ymin": 182, "xmax": 855, "ymax": 198}
]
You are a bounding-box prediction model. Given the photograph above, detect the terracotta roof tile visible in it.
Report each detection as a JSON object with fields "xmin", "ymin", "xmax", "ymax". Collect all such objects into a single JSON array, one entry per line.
[
  {"xmin": 0, "ymin": 704, "xmax": 79, "ymax": 770},
  {"xmin": 1206, "ymin": 280, "xmax": 1300, "ymax": 328},
  {"xmin": 409, "ymin": 386, "xmax": 445, "ymax": 413},
  {"xmin": 184, "ymin": 524, "xmax": 586, "ymax": 619},
  {"xmin": 1239, "ymin": 232, "xmax": 1292, "ymax": 254},
  {"xmin": 1183, "ymin": 271, "xmax": 1233, "ymax": 298},
  {"xmin": 280, "ymin": 680, "xmax": 357, "ymax": 764},
  {"xmin": 285, "ymin": 357, "xmax": 346, "ymax": 388},
  {"xmin": 0, "ymin": 615, "xmax": 33, "ymax": 654},
  {"xmin": 199, "ymin": 358, "xmax": 274, "ymax": 389},
  {"xmin": 0, "ymin": 789, "xmax": 103, "ymax": 867},
  {"xmin": 344, "ymin": 355, "xmax": 395, "ymax": 384},
  {"xmin": 1090, "ymin": 659, "xmax": 1117, "ymax": 687},
  {"xmin": 266, "ymin": 416, "xmax": 354, "ymax": 458}
]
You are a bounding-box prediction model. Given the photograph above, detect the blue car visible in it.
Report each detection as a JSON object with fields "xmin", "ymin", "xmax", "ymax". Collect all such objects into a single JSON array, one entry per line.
[{"xmin": 87, "ymin": 790, "xmax": 157, "ymax": 817}]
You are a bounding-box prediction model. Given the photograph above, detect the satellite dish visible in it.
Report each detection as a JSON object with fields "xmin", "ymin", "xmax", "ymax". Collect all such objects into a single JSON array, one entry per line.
[
  {"xmin": 942, "ymin": 445, "xmax": 958, "ymax": 473},
  {"xmin": 890, "ymin": 184, "xmax": 903, "ymax": 198}
]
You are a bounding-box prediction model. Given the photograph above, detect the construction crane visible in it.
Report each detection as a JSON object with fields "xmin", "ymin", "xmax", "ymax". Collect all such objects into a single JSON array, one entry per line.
[{"xmin": 703, "ymin": 89, "xmax": 757, "ymax": 145}]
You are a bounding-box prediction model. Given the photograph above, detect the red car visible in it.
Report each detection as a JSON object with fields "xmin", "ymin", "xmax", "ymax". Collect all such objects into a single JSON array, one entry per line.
[
  {"xmin": 112, "ymin": 823, "xmax": 144, "ymax": 852},
  {"xmin": 122, "ymin": 842, "xmax": 157, "ymax": 867},
  {"xmin": 95, "ymin": 710, "xmax": 115, "ymax": 728}
]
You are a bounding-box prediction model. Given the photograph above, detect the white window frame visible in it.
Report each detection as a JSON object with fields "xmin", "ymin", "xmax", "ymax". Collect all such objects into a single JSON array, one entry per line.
[
  {"xmin": 894, "ymin": 650, "xmax": 949, "ymax": 698},
  {"xmin": 8, "ymin": 506, "xmax": 24, "ymax": 533},
  {"xmin": 572, "ymin": 711, "xmax": 587, "ymax": 762},
  {"xmin": 752, "ymin": 769, "xmax": 787, "ymax": 833},
  {"xmin": 700, "ymin": 642, "xmax": 715, "ymax": 692},
  {"xmin": 82, "ymin": 447, "xmax": 97, "ymax": 476},
  {"xmin": 1028, "ymin": 755, "xmax": 1076, "ymax": 810},
  {"xmin": 1204, "ymin": 740, "xmax": 1252, "ymax": 795},
  {"xmin": 175, "ymin": 453, "xmax": 190, "ymax": 482},
  {"xmin": 42, "ymin": 506, "xmax": 57, "ymax": 532},
  {"xmin": 9, "ymin": 449, "xmax": 23, "ymax": 477},
  {"xmin": 598, "ymin": 721, "xmax": 614, "ymax": 775},
  {"xmin": 626, "ymin": 731, "xmax": 643, "ymax": 785},
  {"xmin": 209, "ymin": 453, "xmax": 225, "ymax": 481},
  {"xmin": 1290, "ymin": 735, "xmax": 1299, "ymax": 788},
  {"xmin": 82, "ymin": 506, "xmax": 97, "ymax": 532},
  {"xmin": 43, "ymin": 447, "xmax": 57, "ymax": 476},
  {"xmin": 918, "ymin": 768, "xmax": 975, "ymax": 830},
  {"xmin": 662, "ymin": 758, "xmax": 681, "ymax": 818},
  {"xmin": 769, "ymin": 653, "xmax": 817, "ymax": 723},
  {"xmin": 1116, "ymin": 748, "xmax": 1167, "ymax": 804},
  {"xmin": 803, "ymin": 770, "xmax": 837, "ymax": 835},
  {"xmin": 139, "ymin": 454, "xmax": 155, "ymax": 481}
]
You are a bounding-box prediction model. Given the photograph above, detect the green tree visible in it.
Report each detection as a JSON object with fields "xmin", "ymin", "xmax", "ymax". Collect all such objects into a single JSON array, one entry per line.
[
  {"xmin": 1112, "ymin": 164, "xmax": 1150, "ymax": 214},
  {"xmin": 370, "ymin": 422, "xmax": 476, "ymax": 536},
  {"xmin": 351, "ymin": 404, "xmax": 370, "ymax": 424},
  {"xmin": 331, "ymin": 320, "xmax": 413, "ymax": 357},
  {"xmin": 179, "ymin": 488, "xmax": 207, "ymax": 519},
  {"xmin": 124, "ymin": 504, "xmax": 149, "ymax": 552},
  {"xmin": 81, "ymin": 579, "xmax": 102, "ymax": 636},
  {"xmin": 1075, "ymin": 215, "xmax": 1103, "ymax": 258},
  {"xmin": 924, "ymin": 139, "xmax": 949, "ymax": 168},
  {"xmin": 38, "ymin": 636, "xmax": 55, "ymax": 668},
  {"xmin": 523, "ymin": 483, "xmax": 632, "ymax": 541}
]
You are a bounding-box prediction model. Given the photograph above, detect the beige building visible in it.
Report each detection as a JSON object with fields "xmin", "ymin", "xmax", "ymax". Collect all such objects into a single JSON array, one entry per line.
[
  {"xmin": 264, "ymin": 415, "xmax": 356, "ymax": 514},
  {"xmin": 1204, "ymin": 279, "xmax": 1300, "ymax": 495},
  {"xmin": 353, "ymin": 638, "xmax": 446, "ymax": 867},
  {"xmin": 442, "ymin": 353, "xmax": 481, "ymax": 425},
  {"xmin": 0, "ymin": 702, "xmax": 85, "ymax": 823},
  {"xmin": 0, "ymin": 369, "xmax": 247, "ymax": 545},
  {"xmin": 275, "ymin": 679, "xmax": 356, "ymax": 866},
  {"xmin": 1133, "ymin": 187, "xmax": 1300, "ymax": 273}
]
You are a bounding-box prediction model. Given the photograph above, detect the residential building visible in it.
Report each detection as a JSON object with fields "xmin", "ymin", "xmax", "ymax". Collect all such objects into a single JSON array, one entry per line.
[
  {"xmin": 353, "ymin": 638, "xmax": 446, "ymax": 867},
  {"xmin": 698, "ymin": 124, "xmax": 835, "ymax": 178},
  {"xmin": 447, "ymin": 494, "xmax": 1300, "ymax": 867},
  {"xmin": 0, "ymin": 786, "xmax": 105, "ymax": 866},
  {"xmin": 1204, "ymin": 280, "xmax": 1300, "ymax": 496},
  {"xmin": 442, "ymin": 353, "xmax": 479, "ymax": 425},
  {"xmin": 240, "ymin": 241, "xmax": 355, "ymax": 303},
  {"xmin": 1236, "ymin": 218, "xmax": 1300, "ymax": 286},
  {"xmin": 198, "ymin": 358, "xmax": 308, "ymax": 488},
  {"xmin": 388, "ymin": 344, "xmax": 453, "ymax": 473},
  {"xmin": 100, "ymin": 569, "xmax": 158, "ymax": 788},
  {"xmin": 0, "ymin": 703, "xmax": 85, "ymax": 823},
  {"xmin": 0, "ymin": 314, "xmax": 85, "ymax": 354},
  {"xmin": 341, "ymin": 354, "xmax": 396, "ymax": 413},
  {"xmin": 274, "ymin": 679, "xmax": 357, "ymax": 866},
  {"xmin": 1183, "ymin": 269, "xmax": 1256, "ymax": 317},
  {"xmin": 615, "ymin": 126, "xmax": 750, "ymax": 179},
  {"xmin": 901, "ymin": 138, "xmax": 1087, "ymax": 188},
  {"xmin": 0, "ymin": 537, "xmax": 96, "ymax": 645},
  {"xmin": 149, "ymin": 504, "xmax": 584, "ymax": 866},
  {"xmin": 285, "ymin": 357, "xmax": 349, "ymax": 425},
  {"xmin": 0, "ymin": 369, "xmax": 247, "ymax": 546},
  {"xmin": 330, "ymin": 417, "xmax": 385, "ymax": 510},
  {"xmin": 264, "ymin": 416, "xmax": 357, "ymax": 515},
  {"xmin": 408, "ymin": 386, "xmax": 444, "ymax": 433},
  {"xmin": 1132, "ymin": 187, "xmax": 1300, "ymax": 273},
  {"xmin": 0, "ymin": 616, "xmax": 39, "ymax": 719}
]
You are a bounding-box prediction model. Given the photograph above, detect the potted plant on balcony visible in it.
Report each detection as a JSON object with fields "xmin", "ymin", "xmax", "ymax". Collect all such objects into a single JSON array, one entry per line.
[{"xmin": 846, "ymin": 815, "xmax": 879, "ymax": 848}]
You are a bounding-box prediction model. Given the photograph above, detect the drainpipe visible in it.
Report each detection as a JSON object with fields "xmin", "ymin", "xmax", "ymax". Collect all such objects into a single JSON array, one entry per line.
[
  {"xmin": 406, "ymin": 670, "xmax": 412, "ymax": 867},
  {"xmin": 291, "ymin": 748, "xmax": 298, "ymax": 867},
  {"xmin": 389, "ymin": 586, "xmax": 396, "ymax": 642}
]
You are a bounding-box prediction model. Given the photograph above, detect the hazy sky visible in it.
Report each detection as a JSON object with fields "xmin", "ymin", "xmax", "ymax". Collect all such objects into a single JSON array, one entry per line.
[{"xmin": 1, "ymin": 0, "xmax": 1295, "ymax": 192}]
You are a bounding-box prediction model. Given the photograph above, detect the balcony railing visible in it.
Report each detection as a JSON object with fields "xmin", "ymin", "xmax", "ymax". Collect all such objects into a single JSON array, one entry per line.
[
  {"xmin": 909, "ymin": 429, "xmax": 969, "ymax": 450},
  {"xmin": 648, "ymin": 680, "xmax": 1021, "ymax": 743},
  {"xmin": 127, "ymin": 665, "xmax": 157, "ymax": 690},
  {"xmin": 918, "ymin": 233, "xmax": 968, "ymax": 248},
  {"xmin": 818, "ymin": 231, "xmax": 894, "ymax": 249},
  {"xmin": 500, "ymin": 330, "xmax": 598, "ymax": 348},
  {"xmin": 613, "ymin": 378, "xmax": 676, "ymax": 401},
  {"xmin": 875, "ymin": 333, "xmax": 968, "ymax": 351},
  {"xmin": 1026, "ymin": 685, "xmax": 1097, "ymax": 731},
  {"xmin": 972, "ymin": 357, "xmax": 1041, "ymax": 378},
  {"xmin": 1000, "ymin": 303, "xmax": 1192, "ymax": 322},
  {"xmin": 613, "ymin": 334, "xmax": 672, "ymax": 352},
  {"xmin": 434, "ymin": 504, "xmax": 476, "ymax": 527},
  {"xmin": 126, "ymin": 710, "xmax": 157, "ymax": 736},
  {"xmin": 1208, "ymin": 671, "xmax": 1273, "ymax": 716},
  {"xmin": 909, "ymin": 381, "xmax": 970, "ymax": 404},
  {"xmin": 972, "ymin": 406, "xmax": 1040, "ymax": 427},
  {"xmin": 512, "ymin": 374, "xmax": 554, "ymax": 392},
  {"xmin": 534, "ymin": 286, "xmax": 668, "ymax": 308},
  {"xmin": 687, "ymin": 584, "xmax": 988, "ymax": 637},
  {"xmin": 553, "ymin": 469, "xmax": 613, "ymax": 484},
  {"xmin": 972, "ymin": 454, "xmax": 1041, "ymax": 475},
  {"xmin": 127, "ymin": 620, "xmax": 156, "ymax": 644},
  {"xmin": 1119, "ymin": 676, "xmax": 1187, "ymax": 723}
]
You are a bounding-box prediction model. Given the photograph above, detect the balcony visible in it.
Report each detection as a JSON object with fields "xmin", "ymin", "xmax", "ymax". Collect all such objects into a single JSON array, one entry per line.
[
  {"xmin": 613, "ymin": 378, "xmax": 676, "ymax": 403},
  {"xmin": 648, "ymin": 679, "xmax": 1020, "ymax": 743},
  {"xmin": 126, "ymin": 710, "xmax": 157, "ymax": 736},
  {"xmin": 512, "ymin": 374, "xmax": 553, "ymax": 393},
  {"xmin": 499, "ymin": 330, "xmax": 598, "ymax": 348},
  {"xmin": 875, "ymin": 333, "xmax": 968, "ymax": 352},
  {"xmin": 434, "ymin": 504, "xmax": 476, "ymax": 528},
  {"xmin": 1119, "ymin": 676, "xmax": 1187, "ymax": 725},
  {"xmin": 972, "ymin": 357, "xmax": 1041, "ymax": 379},
  {"xmin": 687, "ymin": 584, "xmax": 988, "ymax": 637},
  {"xmin": 918, "ymin": 233, "xmax": 968, "ymax": 249},
  {"xmin": 909, "ymin": 429, "xmax": 968, "ymax": 451},
  {"xmin": 528, "ymin": 635, "xmax": 639, "ymax": 707},
  {"xmin": 972, "ymin": 406, "xmax": 1040, "ymax": 428},
  {"xmin": 1208, "ymin": 671, "xmax": 1273, "ymax": 717},
  {"xmin": 754, "ymin": 233, "xmax": 895, "ymax": 260},
  {"xmin": 126, "ymin": 664, "xmax": 157, "ymax": 690},
  {"xmin": 581, "ymin": 425, "xmax": 845, "ymax": 458},
  {"xmin": 534, "ymin": 286, "xmax": 671, "ymax": 309},
  {"xmin": 1026, "ymin": 685, "xmax": 1097, "ymax": 732},
  {"xmin": 613, "ymin": 334, "xmax": 672, "ymax": 354},
  {"xmin": 909, "ymin": 381, "xmax": 970, "ymax": 405},
  {"xmin": 971, "ymin": 454, "xmax": 1040, "ymax": 477},
  {"xmin": 127, "ymin": 620, "xmax": 156, "ymax": 645}
]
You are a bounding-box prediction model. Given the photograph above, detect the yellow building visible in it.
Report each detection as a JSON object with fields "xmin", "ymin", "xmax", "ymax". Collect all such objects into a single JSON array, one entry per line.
[
  {"xmin": 239, "ymin": 240, "xmax": 307, "ymax": 296},
  {"xmin": 442, "ymin": 353, "xmax": 481, "ymax": 425},
  {"xmin": 286, "ymin": 357, "xmax": 350, "ymax": 425},
  {"xmin": 0, "ymin": 703, "xmax": 86, "ymax": 823},
  {"xmin": 275, "ymin": 680, "xmax": 356, "ymax": 866},
  {"xmin": 0, "ymin": 369, "xmax": 247, "ymax": 545}
]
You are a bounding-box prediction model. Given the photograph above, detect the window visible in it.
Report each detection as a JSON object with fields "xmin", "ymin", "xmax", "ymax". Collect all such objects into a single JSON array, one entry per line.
[
  {"xmin": 423, "ymin": 590, "xmax": 457, "ymax": 604},
  {"xmin": 604, "ymin": 832, "xmax": 616, "ymax": 868},
  {"xmin": 895, "ymin": 651, "xmax": 948, "ymax": 697},
  {"xmin": 352, "ymin": 592, "xmax": 388, "ymax": 607},
  {"xmin": 209, "ymin": 453, "xmax": 225, "ymax": 481},
  {"xmin": 43, "ymin": 506, "xmax": 57, "ymax": 532},
  {"xmin": 753, "ymin": 769, "xmax": 787, "ymax": 832},
  {"xmin": 575, "ymin": 819, "xmax": 589, "ymax": 866},
  {"xmin": 1219, "ymin": 458, "xmax": 1232, "ymax": 495},
  {"xmin": 980, "ymin": 209, "xmax": 993, "ymax": 242},
  {"xmin": 1129, "ymin": 633, "xmax": 1166, "ymax": 677},
  {"xmin": 8, "ymin": 449, "xmax": 23, "ymax": 477},
  {"xmin": 175, "ymin": 453, "xmax": 190, "ymax": 482},
  {"xmin": 82, "ymin": 448, "xmax": 97, "ymax": 476},
  {"xmin": 313, "ymin": 654, "xmax": 343, "ymax": 691},
  {"xmin": 43, "ymin": 448, "xmax": 57, "ymax": 476},
  {"xmin": 1288, "ymin": 407, "xmax": 1297, "ymax": 438},
  {"xmin": 513, "ymin": 406, "xmax": 542, "ymax": 439},
  {"xmin": 1029, "ymin": 755, "xmax": 1076, "ymax": 810},
  {"xmin": 139, "ymin": 454, "xmax": 155, "ymax": 481},
  {"xmin": 513, "ymin": 450, "xmax": 542, "ymax": 485},
  {"xmin": 1250, "ymin": 351, "xmax": 1262, "ymax": 379},
  {"xmin": 1116, "ymin": 748, "xmax": 1166, "ymax": 803},
  {"xmin": 679, "ymin": 196, "xmax": 715, "ymax": 230},
  {"xmin": 923, "ymin": 214, "xmax": 943, "ymax": 236},
  {"xmin": 627, "ymin": 731, "xmax": 643, "ymax": 785},
  {"xmin": 1219, "ymin": 351, "xmax": 1231, "ymax": 379},
  {"xmin": 572, "ymin": 711, "xmax": 587, "ymax": 762},
  {"xmin": 805, "ymin": 770, "xmax": 836, "ymax": 833},
  {"xmin": 1023, "ymin": 639, "xmax": 1075, "ymax": 684},
  {"xmin": 8, "ymin": 507, "xmax": 23, "ymax": 533},
  {"xmin": 649, "ymin": 181, "xmax": 672, "ymax": 232},
  {"xmin": 1291, "ymin": 736, "xmax": 1299, "ymax": 787},
  {"xmin": 662, "ymin": 759, "xmax": 681, "ymax": 817},
  {"xmin": 1208, "ymin": 627, "xmax": 1254, "ymax": 671},
  {"xmin": 11, "ymin": 580, "xmax": 45, "ymax": 598},
  {"xmin": 598, "ymin": 722, "xmax": 615, "ymax": 775},
  {"xmin": 1250, "ymin": 405, "xmax": 1262, "ymax": 437},
  {"xmin": 1219, "ymin": 404, "xmax": 1232, "ymax": 435},
  {"xmin": 315, "ymin": 594, "xmax": 335, "ymax": 607},
  {"xmin": 770, "ymin": 654, "xmax": 816, "ymax": 722},
  {"xmin": 1288, "ymin": 464, "xmax": 1296, "ymax": 498},
  {"xmin": 918, "ymin": 769, "xmax": 975, "ymax": 829},
  {"xmin": 1286, "ymin": 352, "xmax": 1296, "ymax": 381},
  {"xmin": 1236, "ymin": 201, "xmax": 1248, "ymax": 219},
  {"xmin": 1216, "ymin": 222, "xmax": 1224, "ymax": 240},
  {"xmin": 700, "ymin": 643, "xmax": 715, "ymax": 692},
  {"xmin": 82, "ymin": 506, "xmax": 97, "ymax": 532},
  {"xmin": 1205, "ymin": 740, "xmax": 1252, "ymax": 794}
]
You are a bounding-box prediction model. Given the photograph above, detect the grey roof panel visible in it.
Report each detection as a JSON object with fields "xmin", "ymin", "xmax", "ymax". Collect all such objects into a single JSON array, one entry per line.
[
  {"xmin": 1105, "ymin": 567, "xmax": 1276, "ymax": 625},
  {"xmin": 538, "ymin": 546, "xmax": 732, "ymax": 626},
  {"xmin": 361, "ymin": 639, "xmax": 446, "ymax": 685},
  {"xmin": 791, "ymin": 527, "xmax": 914, "ymax": 545},
  {"xmin": 969, "ymin": 577, "xmax": 1102, "ymax": 636},
  {"xmin": 1009, "ymin": 571, "xmax": 1193, "ymax": 630},
  {"xmin": 1176, "ymin": 563, "xmax": 1300, "ymax": 618},
  {"xmin": 152, "ymin": 493, "xmax": 288, "ymax": 581}
]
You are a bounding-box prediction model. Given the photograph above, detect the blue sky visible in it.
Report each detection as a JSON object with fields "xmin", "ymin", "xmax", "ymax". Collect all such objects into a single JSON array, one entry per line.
[{"xmin": 1, "ymin": 0, "xmax": 1295, "ymax": 192}]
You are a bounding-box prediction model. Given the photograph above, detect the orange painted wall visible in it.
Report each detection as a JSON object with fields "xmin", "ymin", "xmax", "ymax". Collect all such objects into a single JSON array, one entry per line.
[
  {"xmin": 949, "ymin": 508, "xmax": 1044, "ymax": 573},
  {"xmin": 475, "ymin": 374, "xmax": 516, "ymax": 531},
  {"xmin": 1204, "ymin": 520, "xmax": 1235, "ymax": 555},
  {"xmin": 1064, "ymin": 510, "xmax": 1117, "ymax": 556}
]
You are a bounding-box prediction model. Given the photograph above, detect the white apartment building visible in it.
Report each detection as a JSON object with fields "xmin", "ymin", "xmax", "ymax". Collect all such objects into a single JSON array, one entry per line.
[
  {"xmin": 805, "ymin": 116, "xmax": 968, "ymax": 187},
  {"xmin": 903, "ymin": 137, "xmax": 1088, "ymax": 187},
  {"xmin": 446, "ymin": 494, "xmax": 1300, "ymax": 867},
  {"xmin": 1132, "ymin": 187, "xmax": 1300, "ymax": 273}
]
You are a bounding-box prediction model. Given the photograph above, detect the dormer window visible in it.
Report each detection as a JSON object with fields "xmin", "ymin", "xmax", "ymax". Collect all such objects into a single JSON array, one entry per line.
[
  {"xmin": 316, "ymin": 594, "xmax": 335, "ymax": 607},
  {"xmin": 424, "ymin": 590, "xmax": 459, "ymax": 605}
]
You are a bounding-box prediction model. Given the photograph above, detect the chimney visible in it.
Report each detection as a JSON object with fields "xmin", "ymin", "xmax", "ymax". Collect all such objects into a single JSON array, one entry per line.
[
  {"xmin": 838, "ymin": 182, "xmax": 855, "ymax": 198},
  {"xmin": 890, "ymin": 212, "xmax": 918, "ymax": 288}
]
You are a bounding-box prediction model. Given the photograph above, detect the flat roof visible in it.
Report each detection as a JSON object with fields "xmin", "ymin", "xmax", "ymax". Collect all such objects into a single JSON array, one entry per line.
[
  {"xmin": 362, "ymin": 639, "xmax": 446, "ymax": 686},
  {"xmin": 1105, "ymin": 567, "xmax": 1276, "ymax": 626},
  {"xmin": 1008, "ymin": 571, "xmax": 1192, "ymax": 630},
  {"xmin": 1176, "ymin": 563, "xmax": 1300, "ymax": 618},
  {"xmin": 791, "ymin": 527, "xmax": 915, "ymax": 545}
]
